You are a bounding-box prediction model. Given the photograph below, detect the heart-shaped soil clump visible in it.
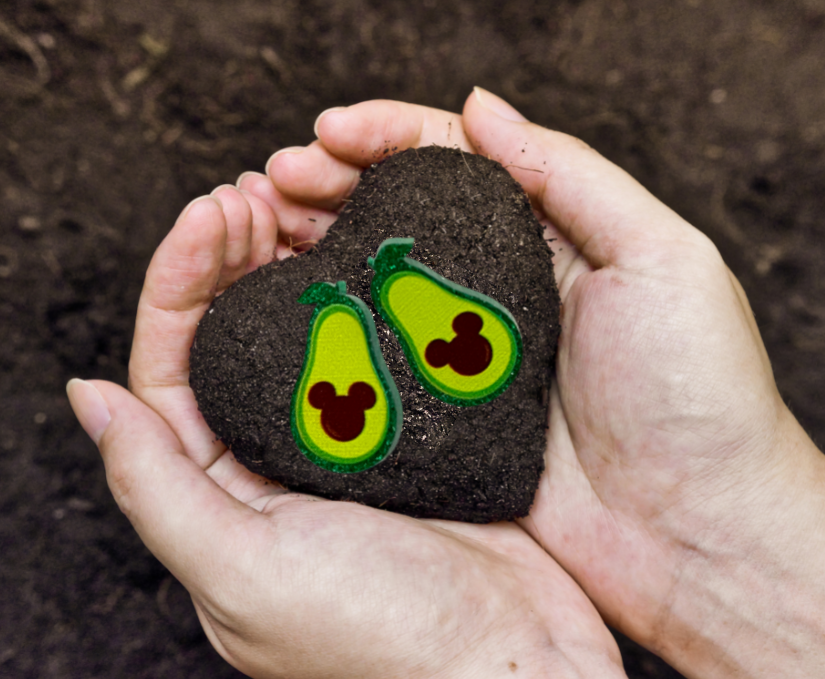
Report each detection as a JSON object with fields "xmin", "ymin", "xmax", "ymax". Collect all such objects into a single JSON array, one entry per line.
[{"xmin": 189, "ymin": 145, "xmax": 560, "ymax": 523}]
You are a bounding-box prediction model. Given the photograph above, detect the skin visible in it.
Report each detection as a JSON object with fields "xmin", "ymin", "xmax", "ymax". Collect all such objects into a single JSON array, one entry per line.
[
  {"xmin": 66, "ymin": 94, "xmax": 629, "ymax": 677},
  {"xmin": 307, "ymin": 90, "xmax": 825, "ymax": 677},
  {"xmin": 67, "ymin": 89, "xmax": 825, "ymax": 678}
]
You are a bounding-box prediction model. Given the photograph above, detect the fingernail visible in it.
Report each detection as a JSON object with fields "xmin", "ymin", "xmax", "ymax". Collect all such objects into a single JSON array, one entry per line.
[
  {"xmin": 210, "ymin": 184, "xmax": 238, "ymax": 198},
  {"xmin": 313, "ymin": 106, "xmax": 348, "ymax": 139},
  {"xmin": 266, "ymin": 147, "xmax": 304, "ymax": 175},
  {"xmin": 179, "ymin": 195, "xmax": 222, "ymax": 223},
  {"xmin": 473, "ymin": 87, "xmax": 528, "ymax": 123},
  {"xmin": 235, "ymin": 171, "xmax": 265, "ymax": 188},
  {"xmin": 66, "ymin": 379, "xmax": 111, "ymax": 445}
]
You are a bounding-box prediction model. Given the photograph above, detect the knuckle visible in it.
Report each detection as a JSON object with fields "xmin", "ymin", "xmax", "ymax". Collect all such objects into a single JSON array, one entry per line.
[
  {"xmin": 105, "ymin": 463, "xmax": 138, "ymax": 519},
  {"xmin": 561, "ymin": 132, "xmax": 594, "ymax": 154}
]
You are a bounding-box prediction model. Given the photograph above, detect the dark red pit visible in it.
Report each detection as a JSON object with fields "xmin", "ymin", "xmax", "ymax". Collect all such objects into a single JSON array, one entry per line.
[
  {"xmin": 425, "ymin": 311, "xmax": 492, "ymax": 376},
  {"xmin": 308, "ymin": 381, "xmax": 376, "ymax": 441}
]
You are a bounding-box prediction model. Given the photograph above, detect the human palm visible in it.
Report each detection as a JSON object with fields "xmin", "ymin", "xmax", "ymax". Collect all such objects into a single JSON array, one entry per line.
[{"xmin": 530, "ymin": 235, "xmax": 785, "ymax": 641}]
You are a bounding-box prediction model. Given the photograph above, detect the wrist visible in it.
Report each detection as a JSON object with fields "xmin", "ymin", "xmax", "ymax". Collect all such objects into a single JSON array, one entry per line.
[{"xmin": 650, "ymin": 412, "xmax": 825, "ymax": 678}]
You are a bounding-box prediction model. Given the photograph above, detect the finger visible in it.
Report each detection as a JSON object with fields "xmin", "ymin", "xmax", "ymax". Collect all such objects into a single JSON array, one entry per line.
[
  {"xmin": 267, "ymin": 141, "xmax": 362, "ymax": 211},
  {"xmin": 424, "ymin": 517, "xmax": 546, "ymax": 562},
  {"xmin": 236, "ymin": 170, "xmax": 336, "ymax": 247},
  {"xmin": 204, "ymin": 449, "xmax": 290, "ymax": 507},
  {"xmin": 131, "ymin": 195, "xmax": 224, "ymax": 390},
  {"xmin": 240, "ymin": 190, "xmax": 279, "ymax": 270},
  {"xmin": 536, "ymin": 215, "xmax": 593, "ymax": 301},
  {"xmin": 463, "ymin": 87, "xmax": 712, "ymax": 269},
  {"xmin": 210, "ymin": 185, "xmax": 252, "ymax": 290},
  {"xmin": 129, "ymin": 195, "xmax": 228, "ymax": 465},
  {"xmin": 314, "ymin": 100, "xmax": 476, "ymax": 167},
  {"xmin": 67, "ymin": 379, "xmax": 260, "ymax": 596}
]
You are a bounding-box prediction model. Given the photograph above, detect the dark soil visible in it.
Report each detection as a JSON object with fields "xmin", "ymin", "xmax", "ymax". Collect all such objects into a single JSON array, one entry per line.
[
  {"xmin": 190, "ymin": 146, "xmax": 558, "ymax": 523},
  {"xmin": 2, "ymin": 1, "xmax": 824, "ymax": 677}
]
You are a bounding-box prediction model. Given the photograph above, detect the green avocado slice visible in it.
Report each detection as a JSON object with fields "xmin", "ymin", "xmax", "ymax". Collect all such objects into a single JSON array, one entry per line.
[
  {"xmin": 291, "ymin": 281, "xmax": 402, "ymax": 473},
  {"xmin": 368, "ymin": 238, "xmax": 523, "ymax": 406}
]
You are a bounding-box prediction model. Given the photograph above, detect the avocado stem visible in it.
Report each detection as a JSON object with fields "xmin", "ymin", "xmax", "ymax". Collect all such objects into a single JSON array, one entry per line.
[{"xmin": 368, "ymin": 237, "xmax": 416, "ymax": 274}]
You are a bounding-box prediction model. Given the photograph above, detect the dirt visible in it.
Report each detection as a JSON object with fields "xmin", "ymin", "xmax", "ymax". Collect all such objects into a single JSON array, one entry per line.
[
  {"xmin": 190, "ymin": 146, "xmax": 558, "ymax": 523},
  {"xmin": 1, "ymin": 0, "xmax": 824, "ymax": 677}
]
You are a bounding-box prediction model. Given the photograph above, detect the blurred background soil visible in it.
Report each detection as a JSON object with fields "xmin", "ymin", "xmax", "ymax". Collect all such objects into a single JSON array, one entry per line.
[{"xmin": 1, "ymin": 0, "xmax": 824, "ymax": 676}]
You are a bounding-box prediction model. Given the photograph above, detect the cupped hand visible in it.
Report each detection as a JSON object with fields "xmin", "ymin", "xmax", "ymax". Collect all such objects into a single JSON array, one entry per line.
[
  {"xmin": 67, "ymin": 113, "xmax": 629, "ymax": 679},
  {"xmin": 297, "ymin": 90, "xmax": 825, "ymax": 678}
]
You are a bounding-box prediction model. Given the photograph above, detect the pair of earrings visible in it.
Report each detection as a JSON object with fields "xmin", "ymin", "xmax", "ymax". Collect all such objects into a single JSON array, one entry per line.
[{"xmin": 290, "ymin": 238, "xmax": 523, "ymax": 473}]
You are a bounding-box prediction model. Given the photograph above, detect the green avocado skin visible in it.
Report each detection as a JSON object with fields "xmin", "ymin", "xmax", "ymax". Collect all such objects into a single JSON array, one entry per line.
[
  {"xmin": 290, "ymin": 281, "xmax": 402, "ymax": 474},
  {"xmin": 368, "ymin": 238, "xmax": 523, "ymax": 407}
]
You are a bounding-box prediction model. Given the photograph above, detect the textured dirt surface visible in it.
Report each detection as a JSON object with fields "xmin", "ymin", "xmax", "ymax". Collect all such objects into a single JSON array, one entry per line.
[
  {"xmin": 190, "ymin": 147, "xmax": 559, "ymax": 523},
  {"xmin": 2, "ymin": 0, "xmax": 824, "ymax": 677}
]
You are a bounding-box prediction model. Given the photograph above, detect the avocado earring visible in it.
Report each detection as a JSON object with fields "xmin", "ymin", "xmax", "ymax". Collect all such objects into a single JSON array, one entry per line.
[
  {"xmin": 368, "ymin": 238, "xmax": 523, "ymax": 407},
  {"xmin": 290, "ymin": 281, "xmax": 402, "ymax": 473}
]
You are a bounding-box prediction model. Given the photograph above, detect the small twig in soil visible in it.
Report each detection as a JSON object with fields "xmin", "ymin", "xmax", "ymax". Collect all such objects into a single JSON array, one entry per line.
[
  {"xmin": 0, "ymin": 15, "xmax": 51, "ymax": 92},
  {"xmin": 287, "ymin": 237, "xmax": 318, "ymax": 255},
  {"xmin": 460, "ymin": 150, "xmax": 475, "ymax": 177},
  {"xmin": 260, "ymin": 46, "xmax": 292, "ymax": 85},
  {"xmin": 503, "ymin": 164, "xmax": 544, "ymax": 173}
]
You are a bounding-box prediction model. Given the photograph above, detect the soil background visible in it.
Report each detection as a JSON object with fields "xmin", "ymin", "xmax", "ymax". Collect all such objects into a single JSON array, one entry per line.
[{"xmin": 1, "ymin": 1, "xmax": 824, "ymax": 677}]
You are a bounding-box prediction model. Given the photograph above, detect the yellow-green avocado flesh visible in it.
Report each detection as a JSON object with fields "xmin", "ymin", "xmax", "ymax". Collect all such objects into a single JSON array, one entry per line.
[
  {"xmin": 291, "ymin": 281, "xmax": 402, "ymax": 473},
  {"xmin": 368, "ymin": 238, "xmax": 522, "ymax": 406}
]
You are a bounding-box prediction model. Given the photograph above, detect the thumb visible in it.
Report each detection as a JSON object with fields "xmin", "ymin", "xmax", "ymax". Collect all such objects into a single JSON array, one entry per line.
[
  {"xmin": 66, "ymin": 379, "xmax": 258, "ymax": 594},
  {"xmin": 463, "ymin": 87, "xmax": 704, "ymax": 269}
]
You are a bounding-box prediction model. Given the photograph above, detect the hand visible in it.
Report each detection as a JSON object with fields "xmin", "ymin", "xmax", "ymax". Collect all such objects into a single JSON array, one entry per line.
[
  {"xmin": 278, "ymin": 89, "xmax": 825, "ymax": 678},
  {"xmin": 66, "ymin": 124, "xmax": 628, "ymax": 677}
]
